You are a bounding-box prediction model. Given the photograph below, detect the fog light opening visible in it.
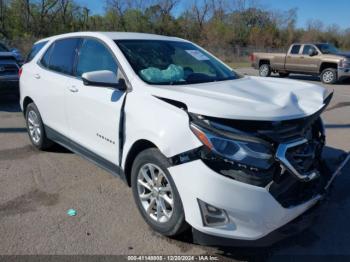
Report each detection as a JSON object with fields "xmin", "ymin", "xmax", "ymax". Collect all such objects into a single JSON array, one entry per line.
[{"xmin": 198, "ymin": 199, "xmax": 229, "ymax": 227}]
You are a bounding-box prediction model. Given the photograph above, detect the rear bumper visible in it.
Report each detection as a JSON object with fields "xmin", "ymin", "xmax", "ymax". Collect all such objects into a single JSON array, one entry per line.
[
  {"xmin": 338, "ymin": 68, "xmax": 350, "ymax": 80},
  {"xmin": 0, "ymin": 76, "xmax": 19, "ymax": 95},
  {"xmin": 251, "ymin": 62, "xmax": 258, "ymax": 69}
]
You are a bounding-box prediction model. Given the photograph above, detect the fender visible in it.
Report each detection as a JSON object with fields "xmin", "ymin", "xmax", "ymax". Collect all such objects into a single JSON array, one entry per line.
[{"xmin": 121, "ymin": 92, "xmax": 202, "ymax": 170}]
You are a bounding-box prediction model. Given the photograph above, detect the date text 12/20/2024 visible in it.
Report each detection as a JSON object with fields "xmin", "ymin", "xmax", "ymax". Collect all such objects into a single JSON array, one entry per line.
[{"xmin": 127, "ymin": 255, "xmax": 219, "ymax": 261}]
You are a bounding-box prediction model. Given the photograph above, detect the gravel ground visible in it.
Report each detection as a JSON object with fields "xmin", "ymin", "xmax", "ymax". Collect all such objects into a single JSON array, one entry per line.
[{"xmin": 0, "ymin": 69, "xmax": 349, "ymax": 261}]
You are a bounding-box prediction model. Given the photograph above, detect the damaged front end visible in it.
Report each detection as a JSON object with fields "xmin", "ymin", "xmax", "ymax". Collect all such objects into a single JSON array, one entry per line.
[{"xmin": 172, "ymin": 92, "xmax": 339, "ymax": 208}]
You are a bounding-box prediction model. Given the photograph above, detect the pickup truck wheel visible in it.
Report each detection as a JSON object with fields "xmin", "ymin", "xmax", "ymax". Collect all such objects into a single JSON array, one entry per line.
[
  {"xmin": 131, "ymin": 148, "xmax": 189, "ymax": 237},
  {"xmin": 279, "ymin": 72, "xmax": 289, "ymax": 77},
  {"xmin": 259, "ymin": 64, "xmax": 271, "ymax": 77},
  {"xmin": 25, "ymin": 103, "xmax": 53, "ymax": 150},
  {"xmin": 321, "ymin": 68, "xmax": 337, "ymax": 84}
]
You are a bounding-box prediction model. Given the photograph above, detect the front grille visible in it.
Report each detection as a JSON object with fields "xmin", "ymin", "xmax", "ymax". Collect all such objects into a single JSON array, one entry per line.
[
  {"xmin": 0, "ymin": 64, "xmax": 19, "ymax": 75},
  {"xmin": 269, "ymin": 165, "xmax": 330, "ymax": 208},
  {"xmin": 285, "ymin": 141, "xmax": 318, "ymax": 175}
]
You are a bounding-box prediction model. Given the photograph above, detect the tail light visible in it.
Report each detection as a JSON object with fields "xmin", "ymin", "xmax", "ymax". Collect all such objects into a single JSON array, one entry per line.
[
  {"xmin": 18, "ymin": 67, "xmax": 23, "ymax": 78},
  {"xmin": 250, "ymin": 53, "xmax": 255, "ymax": 62}
]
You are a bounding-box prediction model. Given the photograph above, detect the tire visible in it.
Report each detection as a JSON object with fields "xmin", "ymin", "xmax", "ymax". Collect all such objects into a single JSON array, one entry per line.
[
  {"xmin": 25, "ymin": 103, "xmax": 53, "ymax": 150},
  {"xmin": 321, "ymin": 68, "xmax": 337, "ymax": 84},
  {"xmin": 131, "ymin": 148, "xmax": 188, "ymax": 236},
  {"xmin": 279, "ymin": 72, "xmax": 290, "ymax": 78},
  {"xmin": 259, "ymin": 63, "xmax": 271, "ymax": 77}
]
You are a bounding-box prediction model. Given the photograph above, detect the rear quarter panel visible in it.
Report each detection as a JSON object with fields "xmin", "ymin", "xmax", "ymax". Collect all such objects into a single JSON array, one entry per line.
[{"xmin": 253, "ymin": 53, "xmax": 286, "ymax": 70}]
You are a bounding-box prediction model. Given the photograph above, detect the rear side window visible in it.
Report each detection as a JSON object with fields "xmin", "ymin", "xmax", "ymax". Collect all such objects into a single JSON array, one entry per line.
[
  {"xmin": 76, "ymin": 39, "xmax": 117, "ymax": 77},
  {"xmin": 40, "ymin": 38, "xmax": 81, "ymax": 75},
  {"xmin": 40, "ymin": 44, "xmax": 53, "ymax": 68},
  {"xmin": 290, "ymin": 45, "xmax": 301, "ymax": 54},
  {"xmin": 26, "ymin": 41, "xmax": 48, "ymax": 62}
]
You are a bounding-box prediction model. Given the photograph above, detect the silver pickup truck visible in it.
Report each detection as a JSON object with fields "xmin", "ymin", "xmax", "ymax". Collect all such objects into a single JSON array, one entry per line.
[
  {"xmin": 0, "ymin": 42, "xmax": 23, "ymax": 96},
  {"xmin": 251, "ymin": 43, "xmax": 350, "ymax": 84}
]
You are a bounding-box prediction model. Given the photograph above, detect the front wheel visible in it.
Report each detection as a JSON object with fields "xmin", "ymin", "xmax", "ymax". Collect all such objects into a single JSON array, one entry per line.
[
  {"xmin": 321, "ymin": 68, "xmax": 337, "ymax": 84},
  {"xmin": 259, "ymin": 64, "xmax": 271, "ymax": 77},
  {"xmin": 131, "ymin": 148, "xmax": 188, "ymax": 236}
]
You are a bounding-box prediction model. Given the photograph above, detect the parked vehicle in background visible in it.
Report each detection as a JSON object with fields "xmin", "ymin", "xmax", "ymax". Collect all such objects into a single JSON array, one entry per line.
[
  {"xmin": 251, "ymin": 43, "xmax": 350, "ymax": 84},
  {"xmin": 0, "ymin": 42, "xmax": 23, "ymax": 96},
  {"xmin": 20, "ymin": 32, "xmax": 342, "ymax": 247}
]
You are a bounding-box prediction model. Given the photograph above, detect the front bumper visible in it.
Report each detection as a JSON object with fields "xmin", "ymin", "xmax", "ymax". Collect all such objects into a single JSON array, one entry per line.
[
  {"xmin": 192, "ymin": 201, "xmax": 321, "ymax": 247},
  {"xmin": 169, "ymin": 155, "xmax": 348, "ymax": 246},
  {"xmin": 338, "ymin": 67, "xmax": 350, "ymax": 80}
]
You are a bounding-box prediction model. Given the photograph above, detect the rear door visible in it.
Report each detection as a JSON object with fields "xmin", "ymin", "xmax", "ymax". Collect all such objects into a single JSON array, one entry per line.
[
  {"xmin": 65, "ymin": 37, "xmax": 126, "ymax": 164},
  {"xmin": 33, "ymin": 38, "xmax": 81, "ymax": 136},
  {"xmin": 285, "ymin": 44, "xmax": 303, "ymax": 72}
]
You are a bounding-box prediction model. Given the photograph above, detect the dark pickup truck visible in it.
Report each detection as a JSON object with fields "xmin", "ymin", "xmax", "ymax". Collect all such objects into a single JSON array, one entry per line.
[{"xmin": 0, "ymin": 42, "xmax": 23, "ymax": 96}]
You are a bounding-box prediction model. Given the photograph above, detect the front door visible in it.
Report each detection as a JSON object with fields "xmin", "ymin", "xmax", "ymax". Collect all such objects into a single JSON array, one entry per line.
[
  {"xmin": 299, "ymin": 45, "xmax": 319, "ymax": 73},
  {"xmin": 66, "ymin": 38, "xmax": 126, "ymax": 164}
]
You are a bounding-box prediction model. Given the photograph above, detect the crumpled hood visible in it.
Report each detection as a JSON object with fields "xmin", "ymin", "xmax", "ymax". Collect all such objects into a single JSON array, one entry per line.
[{"xmin": 150, "ymin": 76, "xmax": 329, "ymax": 121}]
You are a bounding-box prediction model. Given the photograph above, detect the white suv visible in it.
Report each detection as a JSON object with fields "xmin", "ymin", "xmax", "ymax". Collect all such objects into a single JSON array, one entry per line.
[{"xmin": 20, "ymin": 32, "xmax": 335, "ymax": 246}]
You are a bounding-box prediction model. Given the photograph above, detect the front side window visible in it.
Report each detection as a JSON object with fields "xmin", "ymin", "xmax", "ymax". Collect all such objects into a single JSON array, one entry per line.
[
  {"xmin": 115, "ymin": 40, "xmax": 239, "ymax": 85},
  {"xmin": 26, "ymin": 41, "xmax": 48, "ymax": 63},
  {"xmin": 302, "ymin": 45, "xmax": 316, "ymax": 55},
  {"xmin": 76, "ymin": 39, "xmax": 117, "ymax": 77},
  {"xmin": 41, "ymin": 38, "xmax": 80, "ymax": 75},
  {"xmin": 290, "ymin": 45, "xmax": 301, "ymax": 54}
]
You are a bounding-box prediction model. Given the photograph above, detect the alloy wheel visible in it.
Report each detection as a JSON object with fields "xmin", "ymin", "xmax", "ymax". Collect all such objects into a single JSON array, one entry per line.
[
  {"xmin": 259, "ymin": 64, "xmax": 270, "ymax": 77},
  {"xmin": 137, "ymin": 163, "xmax": 174, "ymax": 223},
  {"xmin": 27, "ymin": 110, "xmax": 41, "ymax": 144},
  {"xmin": 322, "ymin": 71, "xmax": 335, "ymax": 83}
]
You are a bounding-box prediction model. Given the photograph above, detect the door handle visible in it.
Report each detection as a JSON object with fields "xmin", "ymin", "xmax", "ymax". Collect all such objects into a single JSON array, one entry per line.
[
  {"xmin": 68, "ymin": 86, "xmax": 79, "ymax": 93},
  {"xmin": 34, "ymin": 74, "xmax": 40, "ymax": 79}
]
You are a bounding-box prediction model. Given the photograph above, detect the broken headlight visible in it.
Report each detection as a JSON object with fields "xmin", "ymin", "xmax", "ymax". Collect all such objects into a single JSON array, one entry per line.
[{"xmin": 190, "ymin": 122, "xmax": 273, "ymax": 170}]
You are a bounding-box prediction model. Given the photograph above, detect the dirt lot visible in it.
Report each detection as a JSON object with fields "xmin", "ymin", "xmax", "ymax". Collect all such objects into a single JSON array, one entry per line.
[{"xmin": 0, "ymin": 69, "xmax": 350, "ymax": 261}]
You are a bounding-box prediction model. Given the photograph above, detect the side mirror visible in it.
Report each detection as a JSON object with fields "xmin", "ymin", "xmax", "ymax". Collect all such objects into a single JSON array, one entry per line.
[{"xmin": 82, "ymin": 70, "xmax": 127, "ymax": 91}]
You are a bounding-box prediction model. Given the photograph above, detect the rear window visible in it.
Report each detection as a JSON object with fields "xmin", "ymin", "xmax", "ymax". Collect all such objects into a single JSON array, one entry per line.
[
  {"xmin": 40, "ymin": 38, "xmax": 81, "ymax": 75},
  {"xmin": 290, "ymin": 45, "xmax": 301, "ymax": 54},
  {"xmin": 26, "ymin": 41, "xmax": 48, "ymax": 62}
]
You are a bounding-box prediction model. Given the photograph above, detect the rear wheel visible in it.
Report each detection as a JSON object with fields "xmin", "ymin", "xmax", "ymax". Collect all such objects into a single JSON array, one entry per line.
[
  {"xmin": 25, "ymin": 103, "xmax": 53, "ymax": 150},
  {"xmin": 321, "ymin": 68, "xmax": 337, "ymax": 84},
  {"xmin": 259, "ymin": 63, "xmax": 271, "ymax": 77},
  {"xmin": 131, "ymin": 148, "xmax": 188, "ymax": 236}
]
